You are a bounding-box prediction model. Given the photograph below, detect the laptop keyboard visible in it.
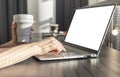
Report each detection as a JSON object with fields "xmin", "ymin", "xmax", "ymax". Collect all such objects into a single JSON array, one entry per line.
[
  {"xmin": 57, "ymin": 44, "xmax": 89, "ymax": 57},
  {"xmin": 36, "ymin": 44, "xmax": 91, "ymax": 60}
]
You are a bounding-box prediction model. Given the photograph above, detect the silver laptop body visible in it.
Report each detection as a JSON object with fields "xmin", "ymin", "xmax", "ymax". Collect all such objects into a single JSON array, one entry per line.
[{"xmin": 36, "ymin": 4, "xmax": 116, "ymax": 61}]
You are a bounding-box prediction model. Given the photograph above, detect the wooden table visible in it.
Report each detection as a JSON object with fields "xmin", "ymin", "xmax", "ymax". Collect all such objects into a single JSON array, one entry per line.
[{"xmin": 0, "ymin": 46, "xmax": 120, "ymax": 77}]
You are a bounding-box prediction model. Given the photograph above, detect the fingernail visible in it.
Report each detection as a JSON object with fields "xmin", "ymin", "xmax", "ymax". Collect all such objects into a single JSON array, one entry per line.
[{"xmin": 64, "ymin": 48, "xmax": 67, "ymax": 52}]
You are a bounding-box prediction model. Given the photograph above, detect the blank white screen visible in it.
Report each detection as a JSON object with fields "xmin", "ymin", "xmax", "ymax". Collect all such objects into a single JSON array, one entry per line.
[{"xmin": 65, "ymin": 5, "xmax": 115, "ymax": 51}]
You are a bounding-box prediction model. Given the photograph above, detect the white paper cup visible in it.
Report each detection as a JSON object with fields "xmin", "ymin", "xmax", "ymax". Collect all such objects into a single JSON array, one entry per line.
[
  {"xmin": 18, "ymin": 36, "xmax": 30, "ymax": 42},
  {"xmin": 13, "ymin": 14, "xmax": 34, "ymax": 42},
  {"xmin": 16, "ymin": 22, "xmax": 33, "ymax": 36},
  {"xmin": 13, "ymin": 14, "xmax": 34, "ymax": 22}
]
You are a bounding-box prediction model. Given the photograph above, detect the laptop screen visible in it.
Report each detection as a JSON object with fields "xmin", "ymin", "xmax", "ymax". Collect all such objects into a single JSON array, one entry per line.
[{"xmin": 65, "ymin": 5, "xmax": 115, "ymax": 51}]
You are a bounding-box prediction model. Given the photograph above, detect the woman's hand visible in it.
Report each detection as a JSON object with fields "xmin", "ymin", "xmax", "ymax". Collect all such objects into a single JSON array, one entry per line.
[
  {"xmin": 0, "ymin": 22, "xmax": 18, "ymax": 47},
  {"xmin": 35, "ymin": 37, "xmax": 66, "ymax": 55},
  {"xmin": 11, "ymin": 22, "xmax": 17, "ymax": 43}
]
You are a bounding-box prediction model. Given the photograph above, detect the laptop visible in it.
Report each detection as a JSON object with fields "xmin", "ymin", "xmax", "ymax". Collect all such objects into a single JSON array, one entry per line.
[{"xmin": 35, "ymin": 4, "xmax": 116, "ymax": 61}]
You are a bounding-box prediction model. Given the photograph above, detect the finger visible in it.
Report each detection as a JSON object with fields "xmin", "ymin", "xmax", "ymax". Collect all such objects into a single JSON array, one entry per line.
[
  {"xmin": 12, "ymin": 22, "xmax": 17, "ymax": 34},
  {"xmin": 49, "ymin": 50, "xmax": 58, "ymax": 54},
  {"xmin": 62, "ymin": 46, "xmax": 67, "ymax": 52},
  {"xmin": 31, "ymin": 21, "xmax": 35, "ymax": 31},
  {"xmin": 49, "ymin": 50, "xmax": 63, "ymax": 57},
  {"xmin": 12, "ymin": 22, "xmax": 17, "ymax": 42},
  {"xmin": 56, "ymin": 41, "xmax": 66, "ymax": 52},
  {"xmin": 53, "ymin": 43, "xmax": 63, "ymax": 53},
  {"xmin": 30, "ymin": 27, "xmax": 33, "ymax": 42}
]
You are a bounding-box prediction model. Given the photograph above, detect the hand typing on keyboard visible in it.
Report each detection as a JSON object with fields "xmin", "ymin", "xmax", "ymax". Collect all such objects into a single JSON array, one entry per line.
[{"xmin": 0, "ymin": 22, "xmax": 66, "ymax": 69}]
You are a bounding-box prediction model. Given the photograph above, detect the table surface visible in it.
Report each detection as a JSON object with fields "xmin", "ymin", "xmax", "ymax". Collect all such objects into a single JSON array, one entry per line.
[{"xmin": 0, "ymin": 45, "xmax": 120, "ymax": 77}]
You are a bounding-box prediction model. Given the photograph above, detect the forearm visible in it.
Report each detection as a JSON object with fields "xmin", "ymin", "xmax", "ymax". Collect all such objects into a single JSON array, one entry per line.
[
  {"xmin": 0, "ymin": 41, "xmax": 14, "ymax": 47},
  {"xmin": 0, "ymin": 40, "xmax": 26, "ymax": 48},
  {"xmin": 0, "ymin": 43, "xmax": 41, "ymax": 69}
]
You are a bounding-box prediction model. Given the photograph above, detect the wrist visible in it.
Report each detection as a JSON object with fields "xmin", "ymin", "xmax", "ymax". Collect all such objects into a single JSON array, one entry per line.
[
  {"xmin": 35, "ymin": 45, "xmax": 42, "ymax": 55},
  {"xmin": 30, "ymin": 43, "xmax": 42, "ymax": 55}
]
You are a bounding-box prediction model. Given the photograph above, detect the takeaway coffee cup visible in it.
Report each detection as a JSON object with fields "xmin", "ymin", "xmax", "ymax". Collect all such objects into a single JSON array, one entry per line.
[{"xmin": 13, "ymin": 14, "xmax": 34, "ymax": 42}]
